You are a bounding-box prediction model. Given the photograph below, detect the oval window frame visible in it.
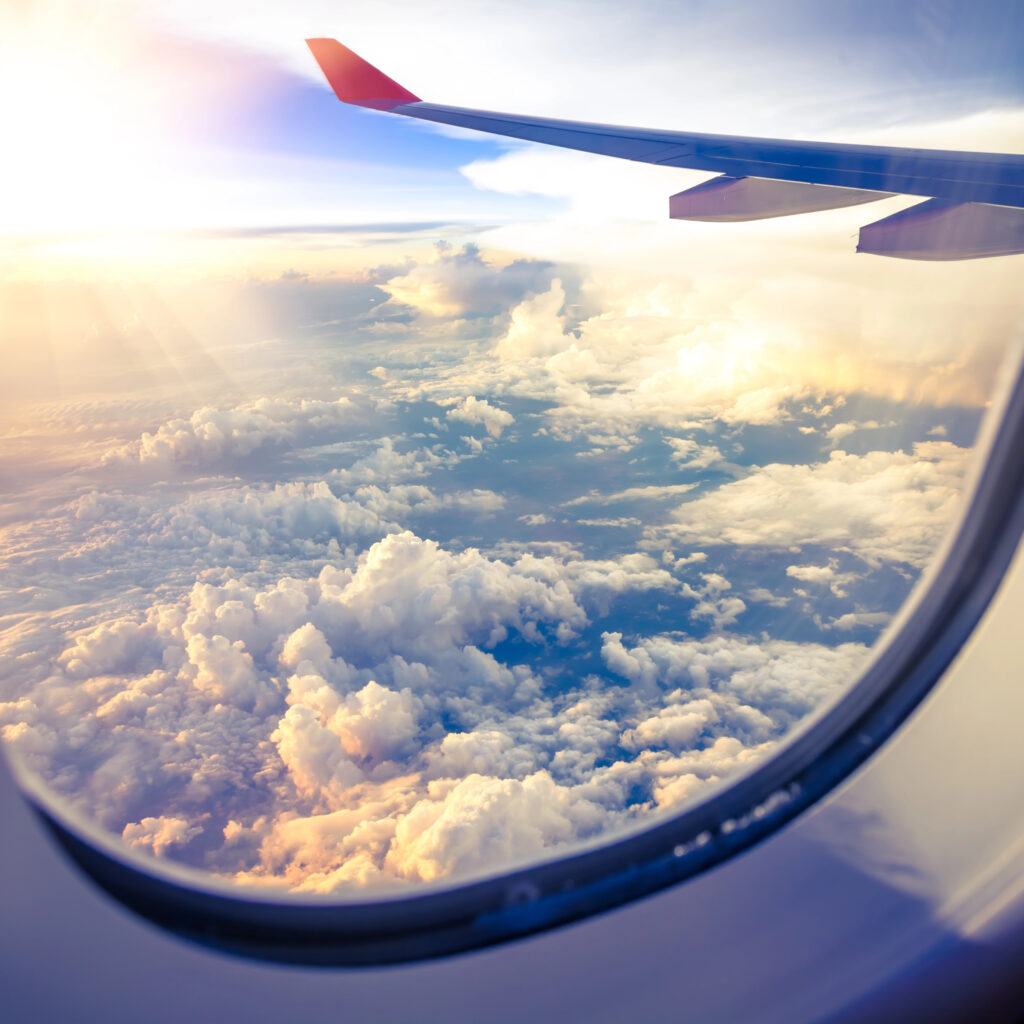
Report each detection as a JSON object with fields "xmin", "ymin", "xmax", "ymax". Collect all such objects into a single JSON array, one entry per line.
[{"xmin": 6, "ymin": 337, "xmax": 1023, "ymax": 966}]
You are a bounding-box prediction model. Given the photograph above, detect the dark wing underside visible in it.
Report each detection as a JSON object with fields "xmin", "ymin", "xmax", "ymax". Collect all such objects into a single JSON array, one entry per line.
[{"xmin": 306, "ymin": 38, "xmax": 1024, "ymax": 261}]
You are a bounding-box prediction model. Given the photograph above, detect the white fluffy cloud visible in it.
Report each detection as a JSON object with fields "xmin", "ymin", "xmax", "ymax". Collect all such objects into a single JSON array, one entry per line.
[
  {"xmin": 0, "ymin": 230, "xmax": 995, "ymax": 895},
  {"xmin": 185, "ymin": 633, "xmax": 271, "ymax": 709},
  {"xmin": 786, "ymin": 561, "xmax": 861, "ymax": 598},
  {"xmin": 180, "ymin": 481, "xmax": 389, "ymax": 550},
  {"xmin": 829, "ymin": 611, "xmax": 893, "ymax": 632},
  {"xmin": 4, "ymin": 489, "xmax": 878, "ymax": 892},
  {"xmin": 272, "ymin": 704, "xmax": 365, "ymax": 805},
  {"xmin": 667, "ymin": 438, "xmax": 726, "ymax": 470},
  {"xmin": 419, "ymin": 245, "xmax": 1016, "ymax": 448},
  {"xmin": 108, "ymin": 395, "xmax": 362, "ymax": 468},
  {"xmin": 311, "ymin": 531, "xmax": 587, "ymax": 662},
  {"xmin": 445, "ymin": 396, "xmax": 515, "ymax": 437},
  {"xmin": 424, "ymin": 730, "xmax": 539, "ymax": 780},
  {"xmin": 601, "ymin": 631, "xmax": 867, "ymax": 733},
  {"xmin": 384, "ymin": 771, "xmax": 605, "ymax": 883},
  {"xmin": 122, "ymin": 816, "xmax": 204, "ymax": 857},
  {"xmin": 330, "ymin": 438, "xmax": 455, "ymax": 489},
  {"xmin": 621, "ymin": 698, "xmax": 717, "ymax": 752},
  {"xmin": 655, "ymin": 442, "xmax": 971, "ymax": 568},
  {"xmin": 495, "ymin": 279, "xmax": 572, "ymax": 360},
  {"xmin": 380, "ymin": 242, "xmax": 554, "ymax": 319}
]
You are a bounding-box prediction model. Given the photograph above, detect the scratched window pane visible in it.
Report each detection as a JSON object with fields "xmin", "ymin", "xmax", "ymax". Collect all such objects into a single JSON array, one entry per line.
[{"xmin": 1, "ymin": 2, "xmax": 1021, "ymax": 892}]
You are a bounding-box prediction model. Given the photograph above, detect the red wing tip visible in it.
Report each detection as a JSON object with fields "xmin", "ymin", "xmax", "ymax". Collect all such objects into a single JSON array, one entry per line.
[{"xmin": 305, "ymin": 38, "xmax": 420, "ymax": 110}]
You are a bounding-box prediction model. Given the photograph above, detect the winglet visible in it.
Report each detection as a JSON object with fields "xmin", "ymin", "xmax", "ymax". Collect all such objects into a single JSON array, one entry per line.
[{"xmin": 305, "ymin": 38, "xmax": 421, "ymax": 110}]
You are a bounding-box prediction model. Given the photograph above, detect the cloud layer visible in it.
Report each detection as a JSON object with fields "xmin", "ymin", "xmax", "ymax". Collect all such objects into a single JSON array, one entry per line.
[{"xmin": 0, "ymin": 236, "xmax": 997, "ymax": 894}]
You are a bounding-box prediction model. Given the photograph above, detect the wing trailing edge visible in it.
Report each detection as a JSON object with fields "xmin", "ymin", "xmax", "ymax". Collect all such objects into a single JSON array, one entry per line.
[
  {"xmin": 669, "ymin": 176, "xmax": 894, "ymax": 222},
  {"xmin": 858, "ymin": 199, "xmax": 1024, "ymax": 261},
  {"xmin": 305, "ymin": 38, "xmax": 1024, "ymax": 260}
]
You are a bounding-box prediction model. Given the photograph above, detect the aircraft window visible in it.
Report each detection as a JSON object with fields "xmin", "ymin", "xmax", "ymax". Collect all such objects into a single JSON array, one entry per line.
[{"xmin": 1, "ymin": 1, "xmax": 1021, "ymax": 962}]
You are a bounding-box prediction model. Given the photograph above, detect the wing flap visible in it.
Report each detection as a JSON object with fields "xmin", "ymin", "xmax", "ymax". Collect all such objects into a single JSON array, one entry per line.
[
  {"xmin": 858, "ymin": 199, "xmax": 1024, "ymax": 261},
  {"xmin": 669, "ymin": 175, "xmax": 893, "ymax": 222}
]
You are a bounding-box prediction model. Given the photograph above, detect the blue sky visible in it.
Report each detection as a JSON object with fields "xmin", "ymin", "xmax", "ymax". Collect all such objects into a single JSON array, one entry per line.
[{"xmin": 2, "ymin": 0, "xmax": 1021, "ymax": 235}]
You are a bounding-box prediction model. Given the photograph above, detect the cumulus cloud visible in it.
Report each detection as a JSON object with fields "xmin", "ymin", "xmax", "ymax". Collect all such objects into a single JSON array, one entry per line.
[
  {"xmin": 180, "ymin": 481, "xmax": 390, "ymax": 550},
  {"xmin": 108, "ymin": 395, "xmax": 363, "ymax": 468},
  {"xmin": 825, "ymin": 421, "xmax": 884, "ymax": 445},
  {"xmin": 384, "ymin": 771, "xmax": 604, "ymax": 883},
  {"xmin": 272, "ymin": 704, "xmax": 364, "ymax": 805},
  {"xmin": 396, "ymin": 247, "xmax": 1013, "ymax": 451},
  {"xmin": 495, "ymin": 279, "xmax": 572, "ymax": 360},
  {"xmin": 621, "ymin": 698, "xmax": 717, "ymax": 752},
  {"xmin": 512, "ymin": 550, "xmax": 675, "ymax": 621},
  {"xmin": 311, "ymin": 531, "xmax": 587, "ymax": 662},
  {"xmin": 330, "ymin": 438, "xmax": 454, "ymax": 489},
  {"xmin": 654, "ymin": 443, "xmax": 971, "ymax": 568},
  {"xmin": 0, "ymin": 233, "xmax": 991, "ymax": 895},
  {"xmin": 8, "ymin": 477, "xmax": 872, "ymax": 893},
  {"xmin": 566, "ymin": 482, "xmax": 698, "ymax": 506},
  {"xmin": 59, "ymin": 618, "xmax": 158, "ymax": 678},
  {"xmin": 679, "ymin": 573, "xmax": 747, "ymax": 630},
  {"xmin": 481, "ymin": 277, "xmax": 820, "ymax": 439},
  {"xmin": 314, "ymin": 680, "xmax": 420, "ymax": 765},
  {"xmin": 380, "ymin": 242, "xmax": 554, "ymax": 319},
  {"xmin": 667, "ymin": 438, "xmax": 726, "ymax": 470},
  {"xmin": 185, "ymin": 633, "xmax": 271, "ymax": 709},
  {"xmin": 828, "ymin": 611, "xmax": 893, "ymax": 632},
  {"xmin": 648, "ymin": 736, "xmax": 777, "ymax": 810},
  {"xmin": 424, "ymin": 730, "xmax": 539, "ymax": 781},
  {"xmin": 601, "ymin": 631, "xmax": 868, "ymax": 733},
  {"xmin": 786, "ymin": 561, "xmax": 861, "ymax": 598},
  {"xmin": 445, "ymin": 396, "xmax": 515, "ymax": 437},
  {"xmin": 786, "ymin": 563, "xmax": 838, "ymax": 585},
  {"xmin": 348, "ymin": 483, "xmax": 505, "ymax": 523},
  {"xmin": 747, "ymin": 586, "xmax": 790, "ymax": 608},
  {"xmin": 122, "ymin": 816, "xmax": 203, "ymax": 857}
]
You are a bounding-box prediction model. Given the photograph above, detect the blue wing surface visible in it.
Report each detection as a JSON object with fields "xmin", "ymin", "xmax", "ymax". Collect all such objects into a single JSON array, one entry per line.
[{"xmin": 306, "ymin": 38, "xmax": 1024, "ymax": 259}]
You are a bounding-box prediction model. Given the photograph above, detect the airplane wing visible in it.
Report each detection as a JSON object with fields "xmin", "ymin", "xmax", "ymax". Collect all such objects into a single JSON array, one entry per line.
[{"xmin": 306, "ymin": 38, "xmax": 1024, "ymax": 261}]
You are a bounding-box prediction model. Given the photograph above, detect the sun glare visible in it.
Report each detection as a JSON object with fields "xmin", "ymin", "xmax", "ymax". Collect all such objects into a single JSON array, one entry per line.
[{"xmin": 0, "ymin": 5, "xmax": 209, "ymax": 235}]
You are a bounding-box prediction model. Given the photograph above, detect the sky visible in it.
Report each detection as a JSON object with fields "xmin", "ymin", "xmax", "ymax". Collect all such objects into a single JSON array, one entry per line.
[{"xmin": 0, "ymin": 0, "xmax": 1021, "ymax": 894}]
